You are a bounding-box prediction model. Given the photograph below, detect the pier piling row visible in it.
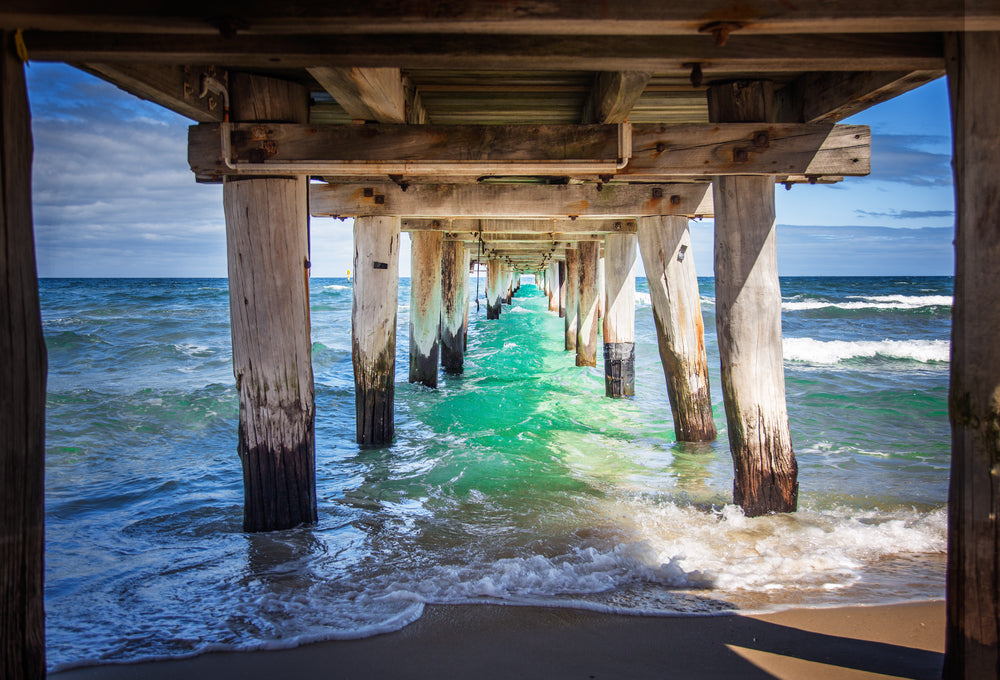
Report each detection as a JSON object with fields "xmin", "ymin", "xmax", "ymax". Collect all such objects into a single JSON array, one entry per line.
[{"xmin": 3, "ymin": 10, "xmax": 999, "ymax": 675}]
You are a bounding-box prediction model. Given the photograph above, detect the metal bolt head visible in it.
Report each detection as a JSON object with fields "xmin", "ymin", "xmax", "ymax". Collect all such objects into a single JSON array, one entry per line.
[{"xmin": 652, "ymin": 188, "xmax": 663, "ymax": 199}]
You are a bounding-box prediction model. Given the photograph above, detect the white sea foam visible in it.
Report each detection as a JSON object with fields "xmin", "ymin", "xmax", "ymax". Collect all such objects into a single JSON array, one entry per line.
[
  {"xmin": 322, "ymin": 284, "xmax": 351, "ymax": 291},
  {"xmin": 783, "ymin": 294, "xmax": 952, "ymax": 311},
  {"xmin": 783, "ymin": 337, "xmax": 950, "ymax": 364},
  {"xmin": 635, "ymin": 292, "xmax": 652, "ymax": 306}
]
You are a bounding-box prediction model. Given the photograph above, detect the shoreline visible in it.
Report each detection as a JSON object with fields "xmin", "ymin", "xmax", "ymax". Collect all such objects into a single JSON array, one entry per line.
[{"xmin": 53, "ymin": 600, "xmax": 944, "ymax": 680}]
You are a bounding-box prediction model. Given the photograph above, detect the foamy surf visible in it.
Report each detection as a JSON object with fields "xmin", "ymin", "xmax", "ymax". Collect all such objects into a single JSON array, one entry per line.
[
  {"xmin": 783, "ymin": 294, "xmax": 952, "ymax": 311},
  {"xmin": 783, "ymin": 337, "xmax": 950, "ymax": 364}
]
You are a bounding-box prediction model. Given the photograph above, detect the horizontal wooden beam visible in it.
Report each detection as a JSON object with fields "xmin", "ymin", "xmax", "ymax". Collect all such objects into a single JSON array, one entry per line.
[
  {"xmin": 777, "ymin": 69, "xmax": 944, "ymax": 123},
  {"xmin": 403, "ymin": 218, "xmax": 637, "ymax": 234},
  {"xmin": 78, "ymin": 62, "xmax": 225, "ymax": 122},
  {"xmin": 189, "ymin": 122, "xmax": 869, "ymax": 179},
  {"xmin": 23, "ymin": 31, "xmax": 944, "ymax": 72},
  {"xmin": 307, "ymin": 67, "xmax": 407, "ymax": 123},
  {"xmin": 311, "ymin": 182, "xmax": 714, "ymax": 218},
  {"xmin": 2, "ymin": 2, "xmax": 997, "ymax": 35}
]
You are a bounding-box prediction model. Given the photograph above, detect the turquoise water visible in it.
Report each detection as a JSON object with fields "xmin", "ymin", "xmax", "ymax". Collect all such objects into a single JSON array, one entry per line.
[{"xmin": 42, "ymin": 276, "xmax": 951, "ymax": 670}]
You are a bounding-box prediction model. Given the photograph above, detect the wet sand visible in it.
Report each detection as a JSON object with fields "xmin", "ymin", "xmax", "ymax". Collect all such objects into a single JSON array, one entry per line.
[{"xmin": 52, "ymin": 600, "xmax": 944, "ymax": 680}]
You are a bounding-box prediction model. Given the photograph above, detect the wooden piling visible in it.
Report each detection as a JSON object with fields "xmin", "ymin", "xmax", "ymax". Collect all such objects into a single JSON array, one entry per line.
[
  {"xmin": 1, "ymin": 31, "xmax": 46, "ymax": 680},
  {"xmin": 709, "ymin": 80, "xmax": 797, "ymax": 516},
  {"xmin": 486, "ymin": 259, "xmax": 503, "ymax": 319},
  {"xmin": 576, "ymin": 241, "xmax": 600, "ymax": 367},
  {"xmin": 564, "ymin": 250, "xmax": 579, "ymax": 351},
  {"xmin": 224, "ymin": 73, "xmax": 316, "ymax": 532},
  {"xmin": 597, "ymin": 253, "xmax": 607, "ymax": 322},
  {"xmin": 353, "ymin": 216, "xmax": 400, "ymax": 445},
  {"xmin": 637, "ymin": 216, "xmax": 717, "ymax": 441},
  {"xmin": 440, "ymin": 238, "xmax": 467, "ymax": 374},
  {"xmin": 943, "ymin": 31, "xmax": 1000, "ymax": 680},
  {"xmin": 548, "ymin": 263, "xmax": 559, "ymax": 312},
  {"xmin": 409, "ymin": 231, "xmax": 443, "ymax": 387},
  {"xmin": 461, "ymin": 247, "xmax": 471, "ymax": 351},
  {"xmin": 603, "ymin": 233, "xmax": 636, "ymax": 397},
  {"xmin": 558, "ymin": 261, "xmax": 567, "ymax": 318}
]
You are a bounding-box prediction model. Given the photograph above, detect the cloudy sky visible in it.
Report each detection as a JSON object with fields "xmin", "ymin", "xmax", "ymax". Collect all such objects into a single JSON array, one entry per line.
[{"xmin": 26, "ymin": 63, "xmax": 955, "ymax": 278}]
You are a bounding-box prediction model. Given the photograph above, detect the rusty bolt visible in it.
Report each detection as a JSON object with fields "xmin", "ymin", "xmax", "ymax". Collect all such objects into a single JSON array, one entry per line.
[
  {"xmin": 363, "ymin": 188, "xmax": 374, "ymax": 197},
  {"xmin": 753, "ymin": 131, "xmax": 770, "ymax": 148},
  {"xmin": 652, "ymin": 187, "xmax": 663, "ymax": 199},
  {"xmin": 614, "ymin": 221, "xmax": 623, "ymax": 231},
  {"xmin": 250, "ymin": 125, "xmax": 268, "ymax": 141},
  {"xmin": 374, "ymin": 194, "xmax": 385, "ymax": 204},
  {"xmin": 261, "ymin": 140, "xmax": 278, "ymax": 157},
  {"xmin": 733, "ymin": 148, "xmax": 749, "ymax": 163},
  {"xmin": 670, "ymin": 195, "xmax": 682, "ymax": 206}
]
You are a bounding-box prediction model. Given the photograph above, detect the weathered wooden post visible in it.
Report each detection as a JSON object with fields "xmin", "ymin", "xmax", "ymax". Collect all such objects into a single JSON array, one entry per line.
[
  {"xmin": 943, "ymin": 31, "xmax": 1000, "ymax": 680},
  {"xmin": 461, "ymin": 246, "xmax": 471, "ymax": 350},
  {"xmin": 603, "ymin": 233, "xmax": 636, "ymax": 397},
  {"xmin": 224, "ymin": 73, "xmax": 316, "ymax": 531},
  {"xmin": 558, "ymin": 260, "xmax": 567, "ymax": 318},
  {"xmin": 597, "ymin": 252, "xmax": 607, "ymax": 322},
  {"xmin": 576, "ymin": 240, "xmax": 601, "ymax": 366},
  {"xmin": 409, "ymin": 231, "xmax": 443, "ymax": 387},
  {"xmin": 709, "ymin": 80, "xmax": 797, "ymax": 516},
  {"xmin": 1, "ymin": 31, "xmax": 46, "ymax": 679},
  {"xmin": 353, "ymin": 216, "xmax": 400, "ymax": 445},
  {"xmin": 637, "ymin": 216, "xmax": 717, "ymax": 441},
  {"xmin": 440, "ymin": 238, "xmax": 467, "ymax": 374},
  {"xmin": 486, "ymin": 258, "xmax": 503, "ymax": 319},
  {"xmin": 564, "ymin": 250, "xmax": 579, "ymax": 351},
  {"xmin": 548, "ymin": 262, "xmax": 559, "ymax": 312}
]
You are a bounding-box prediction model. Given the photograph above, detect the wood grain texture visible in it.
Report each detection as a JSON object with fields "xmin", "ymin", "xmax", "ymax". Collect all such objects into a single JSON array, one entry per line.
[
  {"xmin": 409, "ymin": 231, "xmax": 442, "ymax": 387},
  {"xmin": 582, "ymin": 71, "xmax": 652, "ymax": 124},
  {"xmin": 777, "ymin": 69, "xmax": 943, "ymax": 124},
  {"xmin": 564, "ymin": 249, "xmax": 579, "ymax": 351},
  {"xmin": 440, "ymin": 240, "xmax": 468, "ymax": 374},
  {"xmin": 576, "ymin": 241, "xmax": 600, "ymax": 367},
  {"xmin": 23, "ymin": 31, "xmax": 945, "ymax": 72},
  {"xmin": 603, "ymin": 234, "xmax": 636, "ymax": 397},
  {"xmin": 353, "ymin": 216, "xmax": 400, "ymax": 445},
  {"xmin": 2, "ymin": 1, "xmax": 997, "ymax": 35},
  {"xmin": 637, "ymin": 216, "xmax": 716, "ymax": 442},
  {"xmin": 711, "ymin": 81, "xmax": 796, "ymax": 515},
  {"xmin": 943, "ymin": 31, "xmax": 1000, "ymax": 680},
  {"xmin": 0, "ymin": 30, "xmax": 46, "ymax": 680},
  {"xmin": 223, "ymin": 74, "xmax": 316, "ymax": 533},
  {"xmin": 188, "ymin": 121, "xmax": 870, "ymax": 178},
  {"xmin": 80, "ymin": 62, "xmax": 226, "ymax": 122},
  {"xmin": 311, "ymin": 182, "xmax": 714, "ymax": 219},
  {"xmin": 307, "ymin": 67, "xmax": 407, "ymax": 123},
  {"xmin": 402, "ymin": 219, "xmax": 637, "ymax": 234},
  {"xmin": 486, "ymin": 259, "xmax": 503, "ymax": 319}
]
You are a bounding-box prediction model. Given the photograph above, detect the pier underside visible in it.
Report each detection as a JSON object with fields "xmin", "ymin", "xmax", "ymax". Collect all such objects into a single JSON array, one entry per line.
[{"xmin": 2, "ymin": 5, "xmax": 998, "ymax": 677}]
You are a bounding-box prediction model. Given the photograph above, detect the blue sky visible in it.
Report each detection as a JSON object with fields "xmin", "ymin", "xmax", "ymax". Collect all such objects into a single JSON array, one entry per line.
[{"xmin": 26, "ymin": 63, "xmax": 955, "ymax": 278}]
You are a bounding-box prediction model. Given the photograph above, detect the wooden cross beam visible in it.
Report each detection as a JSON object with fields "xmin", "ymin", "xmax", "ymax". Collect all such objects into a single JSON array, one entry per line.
[
  {"xmin": 311, "ymin": 182, "xmax": 714, "ymax": 218},
  {"xmin": 401, "ymin": 218, "xmax": 637, "ymax": 233},
  {"xmin": 189, "ymin": 121, "xmax": 869, "ymax": 180}
]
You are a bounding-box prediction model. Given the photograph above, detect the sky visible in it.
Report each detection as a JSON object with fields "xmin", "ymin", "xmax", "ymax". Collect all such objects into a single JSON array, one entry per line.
[{"xmin": 25, "ymin": 63, "xmax": 955, "ymax": 278}]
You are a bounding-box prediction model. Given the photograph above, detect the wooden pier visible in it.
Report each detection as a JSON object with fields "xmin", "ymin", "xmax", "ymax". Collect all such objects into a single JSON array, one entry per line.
[{"xmin": 1, "ymin": 5, "xmax": 998, "ymax": 677}]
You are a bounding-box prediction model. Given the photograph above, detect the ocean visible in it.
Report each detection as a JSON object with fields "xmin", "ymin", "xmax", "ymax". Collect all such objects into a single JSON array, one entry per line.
[{"xmin": 41, "ymin": 275, "xmax": 952, "ymax": 671}]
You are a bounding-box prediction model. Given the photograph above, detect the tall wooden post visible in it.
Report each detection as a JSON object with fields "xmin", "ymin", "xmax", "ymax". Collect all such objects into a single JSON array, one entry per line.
[
  {"xmin": 1, "ymin": 31, "xmax": 46, "ymax": 680},
  {"xmin": 637, "ymin": 216, "xmax": 717, "ymax": 441},
  {"xmin": 558, "ymin": 261, "xmax": 567, "ymax": 318},
  {"xmin": 461, "ymin": 246, "xmax": 471, "ymax": 350},
  {"xmin": 564, "ymin": 250, "xmax": 579, "ymax": 351},
  {"xmin": 409, "ymin": 231, "xmax": 442, "ymax": 387},
  {"xmin": 709, "ymin": 80, "xmax": 797, "ymax": 516},
  {"xmin": 944, "ymin": 31, "xmax": 1000, "ymax": 680},
  {"xmin": 486, "ymin": 259, "xmax": 503, "ymax": 319},
  {"xmin": 603, "ymin": 233, "xmax": 636, "ymax": 397},
  {"xmin": 440, "ymin": 238, "xmax": 467, "ymax": 374},
  {"xmin": 353, "ymin": 216, "xmax": 400, "ymax": 445},
  {"xmin": 224, "ymin": 73, "xmax": 316, "ymax": 531},
  {"xmin": 597, "ymin": 252, "xmax": 607, "ymax": 322},
  {"xmin": 548, "ymin": 263, "xmax": 559, "ymax": 312},
  {"xmin": 576, "ymin": 241, "xmax": 600, "ymax": 367}
]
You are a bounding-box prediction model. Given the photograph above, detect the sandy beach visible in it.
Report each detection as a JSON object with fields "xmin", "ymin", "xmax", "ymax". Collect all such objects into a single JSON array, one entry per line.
[{"xmin": 53, "ymin": 600, "xmax": 944, "ymax": 680}]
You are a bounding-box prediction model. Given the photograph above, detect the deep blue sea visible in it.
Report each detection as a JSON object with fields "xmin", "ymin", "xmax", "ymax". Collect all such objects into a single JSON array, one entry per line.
[{"xmin": 41, "ymin": 275, "xmax": 952, "ymax": 670}]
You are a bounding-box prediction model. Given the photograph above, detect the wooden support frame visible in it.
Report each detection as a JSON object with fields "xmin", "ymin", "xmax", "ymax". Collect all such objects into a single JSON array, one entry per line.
[
  {"xmin": 189, "ymin": 121, "xmax": 870, "ymax": 180},
  {"xmin": 81, "ymin": 62, "xmax": 227, "ymax": 122},
  {"xmin": 1, "ymin": 30, "xmax": 46, "ymax": 680},
  {"xmin": 564, "ymin": 249, "xmax": 580, "ymax": 352},
  {"xmin": 312, "ymin": 182, "xmax": 713, "ymax": 219},
  {"xmin": 223, "ymin": 73, "xmax": 316, "ymax": 533},
  {"xmin": 402, "ymin": 219, "xmax": 637, "ymax": 234},
  {"xmin": 943, "ymin": 30, "xmax": 1000, "ymax": 680}
]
